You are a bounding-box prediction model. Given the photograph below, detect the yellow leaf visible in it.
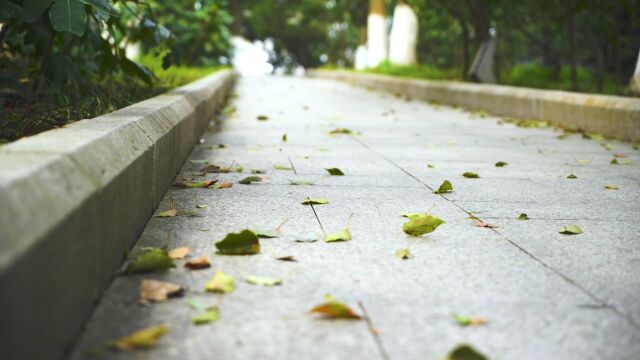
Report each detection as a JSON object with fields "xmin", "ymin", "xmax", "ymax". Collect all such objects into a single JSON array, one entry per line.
[{"xmin": 111, "ymin": 325, "xmax": 168, "ymax": 351}]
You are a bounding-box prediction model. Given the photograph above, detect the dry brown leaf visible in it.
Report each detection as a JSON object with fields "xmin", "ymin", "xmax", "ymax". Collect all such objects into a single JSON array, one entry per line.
[
  {"xmin": 185, "ymin": 256, "xmax": 211, "ymax": 270},
  {"xmin": 138, "ymin": 279, "xmax": 183, "ymax": 304},
  {"xmin": 217, "ymin": 182, "xmax": 234, "ymax": 189},
  {"xmin": 168, "ymin": 247, "xmax": 190, "ymax": 259}
]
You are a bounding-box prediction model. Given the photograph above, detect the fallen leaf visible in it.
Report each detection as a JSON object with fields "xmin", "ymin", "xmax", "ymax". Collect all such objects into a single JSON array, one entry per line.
[
  {"xmin": 611, "ymin": 158, "xmax": 631, "ymax": 165},
  {"xmin": 566, "ymin": 174, "xmax": 578, "ymax": 179},
  {"xmin": 196, "ymin": 204, "xmax": 208, "ymax": 209},
  {"xmin": 495, "ymin": 161, "xmax": 508, "ymax": 167},
  {"xmin": 276, "ymin": 255, "xmax": 297, "ymax": 262},
  {"xmin": 576, "ymin": 159, "xmax": 592, "ymax": 164},
  {"xmin": 168, "ymin": 247, "xmax": 190, "ymax": 259},
  {"xmin": 204, "ymin": 271, "xmax": 235, "ymax": 293},
  {"xmin": 111, "ymin": 325, "xmax": 168, "ymax": 351},
  {"xmin": 516, "ymin": 213, "xmax": 529, "ymax": 220},
  {"xmin": 613, "ymin": 153, "xmax": 626, "ymax": 158},
  {"xmin": 462, "ymin": 172, "xmax": 480, "ymax": 178},
  {"xmin": 427, "ymin": 164, "xmax": 435, "ymax": 169},
  {"xmin": 301, "ymin": 197, "xmax": 329, "ymax": 205},
  {"xmin": 604, "ymin": 185, "xmax": 619, "ymax": 190},
  {"xmin": 451, "ymin": 314, "xmax": 488, "ymax": 327},
  {"xmin": 559, "ymin": 224, "xmax": 583, "ymax": 235},
  {"xmin": 127, "ymin": 248, "xmax": 176, "ymax": 274},
  {"xmin": 192, "ymin": 306, "xmax": 219, "ymax": 325},
  {"xmin": 185, "ymin": 256, "xmax": 211, "ymax": 270},
  {"xmin": 274, "ymin": 165, "xmax": 293, "ymax": 170},
  {"xmin": 251, "ymin": 169, "xmax": 267, "ymax": 174},
  {"xmin": 329, "ymin": 128, "xmax": 353, "ymax": 135},
  {"xmin": 395, "ymin": 248, "xmax": 412, "ymax": 259},
  {"xmin": 282, "ymin": 134, "xmax": 287, "ymax": 142},
  {"xmin": 139, "ymin": 279, "xmax": 183, "ymax": 304},
  {"xmin": 201, "ymin": 164, "xmax": 243, "ymax": 173},
  {"xmin": 445, "ymin": 344, "xmax": 488, "ymax": 360},
  {"xmin": 434, "ymin": 180, "xmax": 453, "ymax": 194},
  {"xmin": 215, "ymin": 182, "xmax": 234, "ymax": 189},
  {"xmin": 289, "ymin": 179, "xmax": 315, "ymax": 185},
  {"xmin": 310, "ymin": 295, "xmax": 361, "ymax": 319},
  {"xmin": 238, "ymin": 176, "xmax": 262, "ymax": 185},
  {"xmin": 403, "ymin": 215, "xmax": 445, "ymax": 236},
  {"xmin": 155, "ymin": 208, "xmax": 177, "ymax": 218},
  {"xmin": 215, "ymin": 230, "xmax": 261, "ymax": 255},
  {"xmin": 257, "ymin": 114, "xmax": 269, "ymax": 121},
  {"xmin": 326, "ymin": 168, "xmax": 345, "ymax": 176},
  {"xmin": 474, "ymin": 220, "xmax": 497, "ymax": 228},
  {"xmin": 245, "ymin": 275, "xmax": 282, "ymax": 286},
  {"xmin": 251, "ymin": 229, "xmax": 281, "ymax": 238},
  {"xmin": 324, "ymin": 228, "xmax": 352, "ymax": 242},
  {"xmin": 171, "ymin": 179, "xmax": 218, "ymax": 188}
]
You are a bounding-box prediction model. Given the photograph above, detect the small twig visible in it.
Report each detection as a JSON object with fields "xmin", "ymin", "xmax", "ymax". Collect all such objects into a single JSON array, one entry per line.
[
  {"xmin": 288, "ymin": 156, "xmax": 297, "ymax": 174},
  {"xmin": 358, "ymin": 301, "xmax": 390, "ymax": 360},
  {"xmin": 274, "ymin": 218, "xmax": 289, "ymax": 231},
  {"xmin": 309, "ymin": 203, "xmax": 326, "ymax": 235}
]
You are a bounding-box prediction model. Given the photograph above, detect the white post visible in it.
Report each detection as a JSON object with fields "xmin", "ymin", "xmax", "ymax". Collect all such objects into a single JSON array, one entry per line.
[
  {"xmin": 631, "ymin": 46, "xmax": 640, "ymax": 92},
  {"xmin": 367, "ymin": 0, "xmax": 387, "ymax": 68},
  {"xmin": 389, "ymin": 2, "xmax": 418, "ymax": 66}
]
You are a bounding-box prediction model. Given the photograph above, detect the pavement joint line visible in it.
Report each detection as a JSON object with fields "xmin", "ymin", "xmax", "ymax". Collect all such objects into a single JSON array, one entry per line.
[
  {"xmin": 350, "ymin": 133, "xmax": 640, "ymax": 333},
  {"xmin": 358, "ymin": 300, "xmax": 391, "ymax": 360},
  {"xmin": 526, "ymin": 178, "xmax": 590, "ymax": 205}
]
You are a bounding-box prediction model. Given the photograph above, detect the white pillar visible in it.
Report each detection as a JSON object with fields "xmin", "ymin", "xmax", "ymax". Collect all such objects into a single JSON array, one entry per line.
[
  {"xmin": 367, "ymin": 0, "xmax": 387, "ymax": 68},
  {"xmin": 389, "ymin": 3, "xmax": 418, "ymax": 66}
]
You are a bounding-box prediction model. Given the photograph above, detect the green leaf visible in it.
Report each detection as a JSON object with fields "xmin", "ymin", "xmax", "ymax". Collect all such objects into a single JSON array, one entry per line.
[
  {"xmin": 0, "ymin": 0, "xmax": 22, "ymax": 22},
  {"xmin": 451, "ymin": 314, "xmax": 487, "ymax": 327},
  {"xmin": 83, "ymin": 0, "xmax": 118, "ymax": 15},
  {"xmin": 301, "ymin": 197, "xmax": 329, "ymax": 205},
  {"xmin": 126, "ymin": 248, "xmax": 175, "ymax": 274},
  {"xmin": 49, "ymin": 0, "xmax": 87, "ymax": 36},
  {"xmin": 251, "ymin": 169, "xmax": 267, "ymax": 174},
  {"xmin": 155, "ymin": 208, "xmax": 177, "ymax": 218},
  {"xmin": 427, "ymin": 164, "xmax": 435, "ymax": 169},
  {"xmin": 611, "ymin": 158, "xmax": 631, "ymax": 165},
  {"xmin": 204, "ymin": 271, "xmax": 235, "ymax": 293},
  {"xmin": 245, "ymin": 275, "xmax": 282, "ymax": 286},
  {"xmin": 215, "ymin": 230, "xmax": 260, "ymax": 255},
  {"xmin": 289, "ymin": 179, "xmax": 315, "ymax": 186},
  {"xmin": 495, "ymin": 161, "xmax": 508, "ymax": 167},
  {"xmin": 516, "ymin": 213, "xmax": 529, "ymax": 220},
  {"xmin": 604, "ymin": 185, "xmax": 619, "ymax": 190},
  {"xmin": 282, "ymin": 133, "xmax": 287, "ymax": 142},
  {"xmin": 111, "ymin": 325, "xmax": 168, "ymax": 351},
  {"xmin": 171, "ymin": 179, "xmax": 217, "ymax": 188},
  {"xmin": 329, "ymin": 128, "xmax": 353, "ymax": 135},
  {"xmin": 403, "ymin": 215, "xmax": 445, "ymax": 236},
  {"xmin": 566, "ymin": 174, "xmax": 578, "ymax": 179},
  {"xmin": 462, "ymin": 172, "xmax": 480, "ymax": 178},
  {"xmin": 22, "ymin": 0, "xmax": 53, "ymax": 22},
  {"xmin": 559, "ymin": 224, "xmax": 583, "ymax": 235},
  {"xmin": 251, "ymin": 229, "xmax": 281, "ymax": 238},
  {"xmin": 434, "ymin": 180, "xmax": 453, "ymax": 194},
  {"xmin": 192, "ymin": 307, "xmax": 219, "ymax": 325},
  {"xmin": 395, "ymin": 248, "xmax": 412, "ymax": 259},
  {"xmin": 274, "ymin": 165, "xmax": 293, "ymax": 171},
  {"xmin": 238, "ymin": 176, "xmax": 262, "ymax": 185},
  {"xmin": 256, "ymin": 115, "xmax": 269, "ymax": 121},
  {"xmin": 324, "ymin": 228, "xmax": 351, "ymax": 242},
  {"xmin": 119, "ymin": 56, "xmax": 153, "ymax": 84},
  {"xmin": 325, "ymin": 168, "xmax": 345, "ymax": 176},
  {"xmin": 310, "ymin": 295, "xmax": 361, "ymax": 319},
  {"xmin": 446, "ymin": 344, "xmax": 488, "ymax": 360}
]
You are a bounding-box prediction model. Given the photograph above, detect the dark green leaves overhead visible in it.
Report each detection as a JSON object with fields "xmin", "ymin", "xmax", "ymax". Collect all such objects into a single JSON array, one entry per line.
[
  {"xmin": 215, "ymin": 230, "xmax": 261, "ymax": 255},
  {"xmin": 22, "ymin": 0, "xmax": 54, "ymax": 22},
  {"xmin": 49, "ymin": 0, "xmax": 87, "ymax": 36}
]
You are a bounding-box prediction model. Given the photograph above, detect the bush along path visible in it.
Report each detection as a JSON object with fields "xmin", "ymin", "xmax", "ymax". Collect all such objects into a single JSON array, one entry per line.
[{"xmin": 70, "ymin": 76, "xmax": 640, "ymax": 360}]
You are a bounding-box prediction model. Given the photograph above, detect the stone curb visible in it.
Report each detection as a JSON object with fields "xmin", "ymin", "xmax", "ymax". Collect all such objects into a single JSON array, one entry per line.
[
  {"xmin": 0, "ymin": 69, "xmax": 236, "ymax": 360},
  {"xmin": 307, "ymin": 70, "xmax": 640, "ymax": 142}
]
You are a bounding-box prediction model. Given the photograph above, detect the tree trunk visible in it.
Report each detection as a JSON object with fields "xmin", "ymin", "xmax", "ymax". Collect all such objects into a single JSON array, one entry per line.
[{"xmin": 229, "ymin": 0, "xmax": 244, "ymax": 36}]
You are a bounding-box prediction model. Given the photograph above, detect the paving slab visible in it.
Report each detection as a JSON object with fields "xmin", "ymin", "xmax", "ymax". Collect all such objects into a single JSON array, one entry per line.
[{"xmin": 71, "ymin": 76, "xmax": 640, "ymax": 360}]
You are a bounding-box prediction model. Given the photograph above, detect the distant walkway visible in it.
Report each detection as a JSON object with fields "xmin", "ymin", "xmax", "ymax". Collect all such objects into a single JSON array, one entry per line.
[{"xmin": 72, "ymin": 76, "xmax": 640, "ymax": 359}]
